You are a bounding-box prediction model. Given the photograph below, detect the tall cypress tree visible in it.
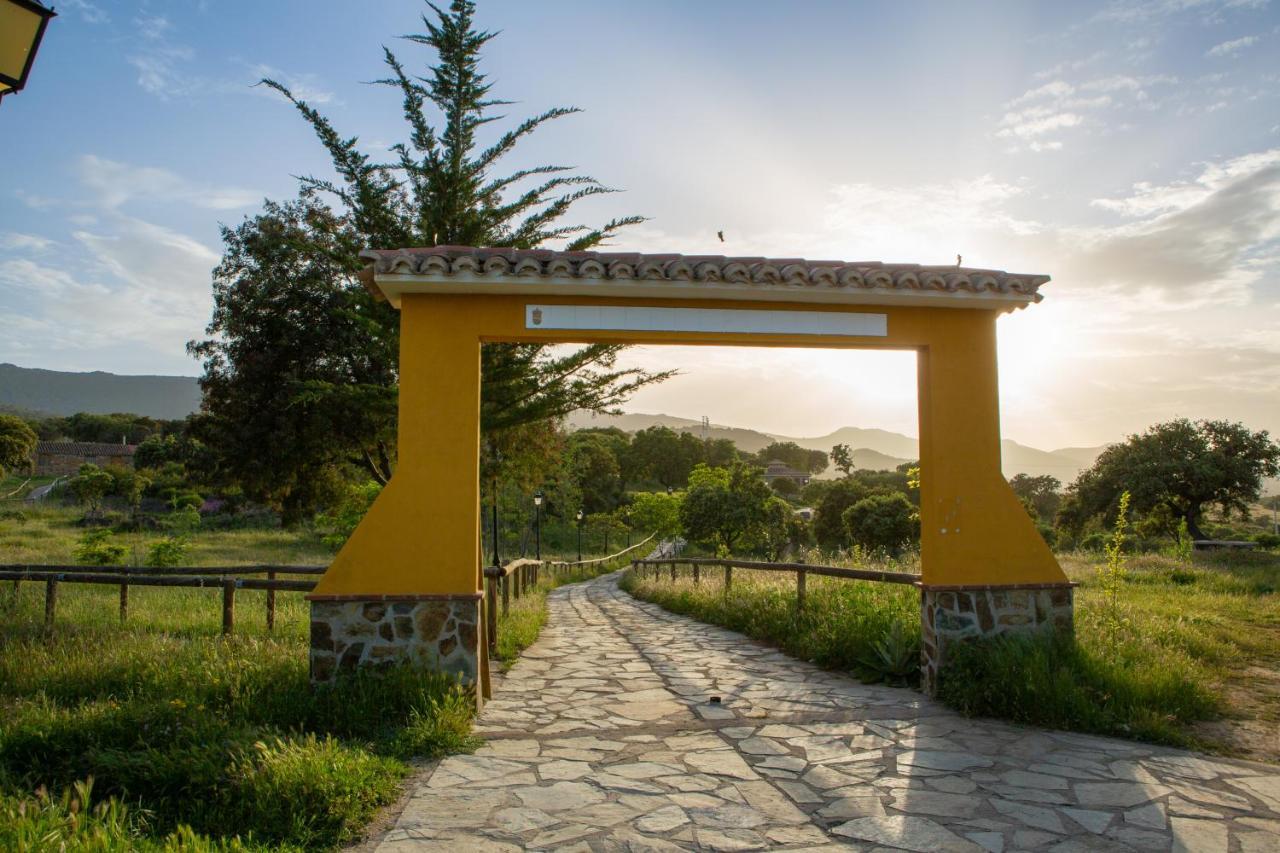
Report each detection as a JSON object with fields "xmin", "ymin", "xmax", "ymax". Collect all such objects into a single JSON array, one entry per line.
[{"xmin": 191, "ymin": 0, "xmax": 671, "ymax": 520}]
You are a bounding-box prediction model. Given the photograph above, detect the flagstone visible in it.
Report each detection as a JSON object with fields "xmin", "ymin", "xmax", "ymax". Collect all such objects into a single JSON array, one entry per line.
[{"xmin": 372, "ymin": 573, "xmax": 1280, "ymax": 853}]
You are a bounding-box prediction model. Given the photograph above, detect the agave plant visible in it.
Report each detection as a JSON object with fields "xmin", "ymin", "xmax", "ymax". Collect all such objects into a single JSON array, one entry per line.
[{"xmin": 854, "ymin": 620, "xmax": 921, "ymax": 687}]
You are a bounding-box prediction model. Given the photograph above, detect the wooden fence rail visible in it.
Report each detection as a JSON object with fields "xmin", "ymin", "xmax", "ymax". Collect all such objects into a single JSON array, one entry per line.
[
  {"xmin": 481, "ymin": 534, "xmax": 657, "ymax": 657},
  {"xmin": 628, "ymin": 556, "xmax": 920, "ymax": 612},
  {"xmin": 0, "ymin": 564, "xmax": 320, "ymax": 633}
]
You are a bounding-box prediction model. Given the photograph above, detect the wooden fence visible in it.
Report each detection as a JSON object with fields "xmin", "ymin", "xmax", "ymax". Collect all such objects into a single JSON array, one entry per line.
[
  {"xmin": 629, "ymin": 556, "xmax": 920, "ymax": 611},
  {"xmin": 482, "ymin": 534, "xmax": 656, "ymax": 655},
  {"xmin": 0, "ymin": 564, "xmax": 323, "ymax": 633}
]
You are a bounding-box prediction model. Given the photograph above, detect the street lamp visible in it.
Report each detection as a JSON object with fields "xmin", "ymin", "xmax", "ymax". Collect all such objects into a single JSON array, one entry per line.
[
  {"xmin": 576, "ymin": 508, "xmax": 584, "ymax": 562},
  {"xmin": 0, "ymin": 0, "xmax": 57, "ymax": 104},
  {"xmin": 533, "ymin": 490, "xmax": 544, "ymax": 560}
]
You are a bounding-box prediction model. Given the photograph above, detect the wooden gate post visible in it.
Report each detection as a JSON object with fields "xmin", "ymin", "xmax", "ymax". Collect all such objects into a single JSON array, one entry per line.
[
  {"xmin": 266, "ymin": 570, "xmax": 276, "ymax": 632},
  {"xmin": 222, "ymin": 579, "xmax": 235, "ymax": 635},
  {"xmin": 44, "ymin": 578, "xmax": 57, "ymax": 629}
]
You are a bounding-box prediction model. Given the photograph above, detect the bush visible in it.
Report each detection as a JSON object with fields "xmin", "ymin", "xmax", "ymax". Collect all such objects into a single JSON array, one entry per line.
[
  {"xmin": 74, "ymin": 529, "xmax": 127, "ymax": 566},
  {"xmin": 842, "ymin": 492, "xmax": 918, "ymax": 554},
  {"xmin": 146, "ymin": 535, "xmax": 190, "ymax": 567},
  {"xmin": 1252, "ymin": 532, "xmax": 1280, "ymax": 550}
]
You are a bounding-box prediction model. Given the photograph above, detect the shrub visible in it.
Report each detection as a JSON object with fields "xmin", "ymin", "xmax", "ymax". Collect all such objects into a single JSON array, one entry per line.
[
  {"xmin": 74, "ymin": 529, "xmax": 127, "ymax": 566},
  {"xmin": 68, "ymin": 464, "xmax": 115, "ymax": 512},
  {"xmin": 1253, "ymin": 532, "xmax": 1280, "ymax": 551},
  {"xmin": 146, "ymin": 535, "xmax": 190, "ymax": 568},
  {"xmin": 841, "ymin": 492, "xmax": 918, "ymax": 554},
  {"xmin": 854, "ymin": 620, "xmax": 920, "ymax": 686}
]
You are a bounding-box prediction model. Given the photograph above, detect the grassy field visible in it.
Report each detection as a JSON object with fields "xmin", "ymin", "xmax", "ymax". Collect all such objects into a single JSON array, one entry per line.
[
  {"xmin": 0, "ymin": 499, "xmax": 644, "ymax": 849},
  {"xmin": 622, "ymin": 548, "xmax": 1280, "ymax": 762}
]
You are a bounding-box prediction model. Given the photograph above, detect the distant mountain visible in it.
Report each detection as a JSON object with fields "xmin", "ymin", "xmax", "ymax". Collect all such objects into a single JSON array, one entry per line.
[
  {"xmin": 0, "ymin": 364, "xmax": 201, "ymax": 420},
  {"xmin": 566, "ymin": 410, "xmax": 1110, "ymax": 483}
]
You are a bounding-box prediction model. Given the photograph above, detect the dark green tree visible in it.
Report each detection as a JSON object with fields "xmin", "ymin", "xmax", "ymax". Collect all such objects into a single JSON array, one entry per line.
[
  {"xmin": 565, "ymin": 432, "xmax": 624, "ymax": 514},
  {"xmin": 191, "ymin": 1, "xmax": 670, "ymax": 519},
  {"xmin": 679, "ymin": 461, "xmax": 772, "ymax": 554},
  {"xmin": 830, "ymin": 443, "xmax": 853, "ymax": 475},
  {"xmin": 812, "ymin": 479, "xmax": 870, "ymax": 551},
  {"xmin": 1059, "ymin": 419, "xmax": 1279, "ymax": 540},
  {"xmin": 624, "ymin": 426, "xmax": 704, "ymax": 488},
  {"xmin": 756, "ymin": 441, "xmax": 828, "ymax": 474},
  {"xmin": 842, "ymin": 493, "xmax": 919, "ymax": 554},
  {"xmin": 0, "ymin": 414, "xmax": 37, "ymax": 477},
  {"xmin": 1009, "ymin": 473, "xmax": 1061, "ymax": 521}
]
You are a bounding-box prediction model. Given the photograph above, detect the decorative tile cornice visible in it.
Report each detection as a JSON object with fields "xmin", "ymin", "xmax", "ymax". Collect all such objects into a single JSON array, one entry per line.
[{"xmin": 362, "ymin": 246, "xmax": 1049, "ymax": 309}]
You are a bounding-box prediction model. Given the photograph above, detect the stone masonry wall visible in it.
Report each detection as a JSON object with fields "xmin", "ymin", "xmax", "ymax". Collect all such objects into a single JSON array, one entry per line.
[
  {"xmin": 309, "ymin": 596, "xmax": 481, "ymax": 686},
  {"xmin": 920, "ymin": 584, "xmax": 1074, "ymax": 695}
]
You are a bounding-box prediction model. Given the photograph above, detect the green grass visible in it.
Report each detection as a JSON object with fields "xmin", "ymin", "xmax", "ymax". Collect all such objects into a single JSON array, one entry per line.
[
  {"xmin": 0, "ymin": 504, "xmax": 478, "ymax": 850},
  {"xmin": 622, "ymin": 549, "xmax": 1280, "ymax": 759},
  {"xmin": 0, "ymin": 502, "xmax": 333, "ymax": 567}
]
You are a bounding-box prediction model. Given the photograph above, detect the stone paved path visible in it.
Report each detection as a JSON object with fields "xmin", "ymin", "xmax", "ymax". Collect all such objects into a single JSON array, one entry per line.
[{"xmin": 376, "ymin": 573, "xmax": 1280, "ymax": 852}]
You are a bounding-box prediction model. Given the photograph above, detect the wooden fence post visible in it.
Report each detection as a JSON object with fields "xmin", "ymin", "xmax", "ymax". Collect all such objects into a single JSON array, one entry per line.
[
  {"xmin": 671, "ymin": 563, "xmax": 677, "ymax": 582},
  {"xmin": 796, "ymin": 569, "xmax": 807, "ymax": 612},
  {"xmin": 502, "ymin": 574, "xmax": 510, "ymax": 616},
  {"xmin": 222, "ymin": 579, "xmax": 235, "ymax": 635},
  {"xmin": 693, "ymin": 564, "xmax": 700, "ymax": 585},
  {"xmin": 724, "ymin": 565, "xmax": 732, "ymax": 595},
  {"xmin": 119, "ymin": 568, "xmax": 128, "ymax": 623},
  {"xmin": 44, "ymin": 578, "xmax": 57, "ymax": 629},
  {"xmin": 486, "ymin": 577, "xmax": 498, "ymax": 654},
  {"xmin": 266, "ymin": 570, "xmax": 276, "ymax": 632}
]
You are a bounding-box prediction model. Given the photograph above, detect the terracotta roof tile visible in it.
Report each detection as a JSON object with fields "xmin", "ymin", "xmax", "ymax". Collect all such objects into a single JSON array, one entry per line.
[{"xmin": 360, "ymin": 245, "xmax": 1049, "ymax": 303}]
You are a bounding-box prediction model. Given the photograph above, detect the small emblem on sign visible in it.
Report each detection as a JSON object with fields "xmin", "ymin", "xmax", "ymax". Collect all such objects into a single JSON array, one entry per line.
[{"xmin": 531, "ymin": 308, "xmax": 543, "ymax": 325}]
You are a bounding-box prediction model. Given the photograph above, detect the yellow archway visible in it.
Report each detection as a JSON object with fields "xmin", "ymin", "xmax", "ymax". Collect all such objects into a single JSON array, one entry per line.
[{"xmin": 307, "ymin": 247, "xmax": 1073, "ymax": 698}]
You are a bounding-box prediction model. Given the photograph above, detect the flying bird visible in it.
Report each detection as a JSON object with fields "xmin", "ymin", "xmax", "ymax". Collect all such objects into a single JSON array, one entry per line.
[{"xmin": 717, "ymin": 230, "xmax": 725, "ymax": 243}]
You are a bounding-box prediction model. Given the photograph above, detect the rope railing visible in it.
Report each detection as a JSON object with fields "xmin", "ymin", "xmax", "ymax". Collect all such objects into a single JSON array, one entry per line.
[{"xmin": 627, "ymin": 556, "xmax": 920, "ymax": 611}]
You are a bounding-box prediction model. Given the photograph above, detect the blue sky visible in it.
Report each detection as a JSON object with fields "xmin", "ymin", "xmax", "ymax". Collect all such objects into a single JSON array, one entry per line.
[{"xmin": 2, "ymin": 0, "xmax": 1278, "ymax": 448}]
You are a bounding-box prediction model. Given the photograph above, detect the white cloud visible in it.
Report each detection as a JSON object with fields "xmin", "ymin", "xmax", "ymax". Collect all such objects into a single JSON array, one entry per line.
[
  {"xmin": 77, "ymin": 155, "xmax": 260, "ymax": 211},
  {"xmin": 1095, "ymin": 0, "xmax": 1268, "ymax": 24},
  {"xmin": 129, "ymin": 43, "xmax": 198, "ymax": 99},
  {"xmin": 0, "ymin": 233, "xmax": 56, "ymax": 252},
  {"xmin": 1206, "ymin": 35, "xmax": 1261, "ymax": 56},
  {"xmin": 245, "ymin": 64, "xmax": 336, "ymax": 105},
  {"xmin": 997, "ymin": 74, "xmax": 1177, "ymax": 152},
  {"xmin": 62, "ymin": 0, "xmax": 108, "ymax": 24}
]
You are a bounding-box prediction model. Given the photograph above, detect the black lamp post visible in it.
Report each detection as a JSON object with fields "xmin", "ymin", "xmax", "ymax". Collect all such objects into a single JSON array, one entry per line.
[
  {"xmin": 533, "ymin": 490, "xmax": 543, "ymax": 560},
  {"xmin": 0, "ymin": 0, "xmax": 57, "ymax": 104},
  {"xmin": 576, "ymin": 508, "xmax": 584, "ymax": 562}
]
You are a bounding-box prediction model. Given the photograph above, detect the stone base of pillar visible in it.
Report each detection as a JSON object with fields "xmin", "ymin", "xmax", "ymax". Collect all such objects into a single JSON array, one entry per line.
[
  {"xmin": 920, "ymin": 582, "xmax": 1074, "ymax": 696},
  {"xmin": 308, "ymin": 594, "xmax": 482, "ymax": 689}
]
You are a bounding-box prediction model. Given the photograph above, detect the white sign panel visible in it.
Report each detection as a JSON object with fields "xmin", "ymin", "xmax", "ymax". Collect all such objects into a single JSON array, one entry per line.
[{"xmin": 524, "ymin": 305, "xmax": 887, "ymax": 337}]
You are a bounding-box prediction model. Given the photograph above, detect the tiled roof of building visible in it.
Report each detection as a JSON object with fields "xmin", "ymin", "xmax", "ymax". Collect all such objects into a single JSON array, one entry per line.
[
  {"xmin": 360, "ymin": 246, "xmax": 1049, "ymax": 307},
  {"xmin": 36, "ymin": 441, "xmax": 136, "ymax": 457}
]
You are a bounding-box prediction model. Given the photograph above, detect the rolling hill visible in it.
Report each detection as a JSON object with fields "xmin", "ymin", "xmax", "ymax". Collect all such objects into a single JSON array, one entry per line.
[
  {"xmin": 566, "ymin": 410, "xmax": 1109, "ymax": 483},
  {"xmin": 0, "ymin": 363, "xmax": 202, "ymax": 420}
]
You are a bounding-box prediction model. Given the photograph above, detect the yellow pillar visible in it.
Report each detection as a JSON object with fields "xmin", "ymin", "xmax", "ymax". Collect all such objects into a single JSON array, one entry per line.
[
  {"xmin": 308, "ymin": 295, "xmax": 488, "ymax": 697},
  {"xmin": 916, "ymin": 310, "xmax": 1065, "ymax": 587},
  {"xmin": 915, "ymin": 309, "xmax": 1071, "ymax": 692}
]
